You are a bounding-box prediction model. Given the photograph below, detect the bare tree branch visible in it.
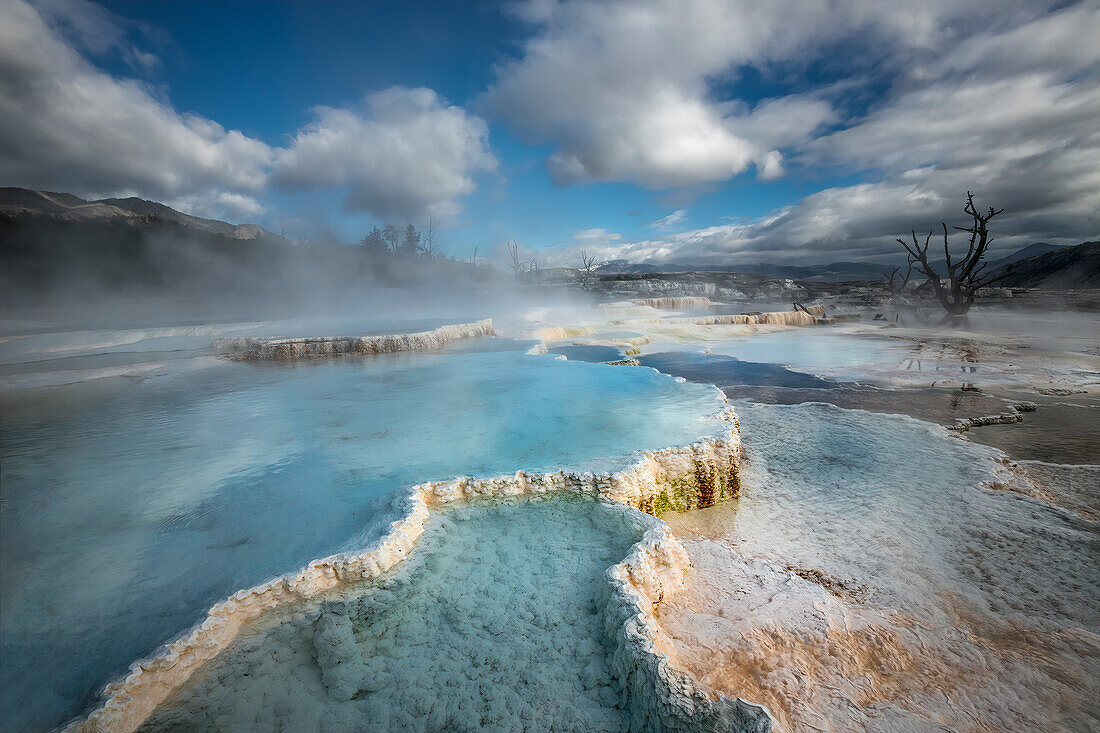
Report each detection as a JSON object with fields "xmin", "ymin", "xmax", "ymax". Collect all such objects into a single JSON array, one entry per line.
[
  {"xmin": 580, "ymin": 250, "xmax": 606, "ymax": 275},
  {"xmin": 506, "ymin": 240, "xmax": 525, "ymax": 275},
  {"xmin": 892, "ymin": 192, "xmax": 1006, "ymax": 318}
]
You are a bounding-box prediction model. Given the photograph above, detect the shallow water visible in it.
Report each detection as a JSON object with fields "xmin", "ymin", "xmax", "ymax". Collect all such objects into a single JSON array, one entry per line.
[
  {"xmin": 661, "ymin": 401, "xmax": 1100, "ymax": 731},
  {"xmin": 0, "ymin": 315, "xmax": 463, "ymax": 387},
  {"xmin": 0, "ymin": 341, "xmax": 724, "ymax": 732},
  {"xmin": 732, "ymin": 402, "xmax": 1097, "ymax": 621},
  {"xmin": 550, "ymin": 344, "xmax": 624, "ymax": 362},
  {"xmin": 966, "ymin": 397, "xmax": 1100, "ymax": 464},
  {"xmin": 142, "ymin": 497, "xmax": 646, "ymax": 732},
  {"xmin": 638, "ymin": 352, "xmax": 834, "ymax": 389}
]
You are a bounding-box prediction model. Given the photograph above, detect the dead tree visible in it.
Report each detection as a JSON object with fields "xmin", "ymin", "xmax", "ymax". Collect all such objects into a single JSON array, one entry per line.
[
  {"xmin": 883, "ymin": 260, "xmax": 913, "ymax": 295},
  {"xmin": 897, "ymin": 192, "xmax": 1007, "ymax": 318},
  {"xmin": 506, "ymin": 240, "xmax": 525, "ymax": 275},
  {"xmin": 580, "ymin": 250, "xmax": 606, "ymax": 275},
  {"xmin": 419, "ymin": 217, "xmax": 441, "ymax": 260}
]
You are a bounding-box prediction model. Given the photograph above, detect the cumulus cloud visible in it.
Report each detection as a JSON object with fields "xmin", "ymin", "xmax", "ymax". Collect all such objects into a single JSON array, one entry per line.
[
  {"xmin": 167, "ymin": 191, "xmax": 267, "ymax": 221},
  {"xmin": 483, "ymin": 0, "xmax": 851, "ymax": 188},
  {"xmin": 272, "ymin": 87, "xmax": 496, "ymax": 222},
  {"xmin": 530, "ymin": 0, "xmax": 1099, "ymax": 264},
  {"xmin": 30, "ymin": 0, "xmax": 160, "ymax": 71},
  {"xmin": 482, "ymin": 0, "xmax": 1049, "ymax": 189},
  {"xmin": 0, "ymin": 1, "xmax": 494, "ymax": 223},
  {"xmin": 569, "ymin": 227, "xmax": 622, "ymax": 247},
  {"xmin": 0, "ymin": 0, "xmax": 272, "ymax": 219}
]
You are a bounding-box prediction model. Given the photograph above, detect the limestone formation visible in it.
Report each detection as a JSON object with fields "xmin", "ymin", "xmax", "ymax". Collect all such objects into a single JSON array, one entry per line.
[
  {"xmin": 633, "ymin": 297, "xmax": 715, "ymax": 309},
  {"xmin": 212, "ymin": 319, "xmax": 494, "ymax": 360}
]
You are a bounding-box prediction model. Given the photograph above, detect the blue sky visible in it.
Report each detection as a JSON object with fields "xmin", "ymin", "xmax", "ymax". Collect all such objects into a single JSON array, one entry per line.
[
  {"xmin": 90, "ymin": 0, "xmax": 858, "ymax": 257},
  {"xmin": 2, "ymin": 0, "xmax": 1098, "ymax": 266}
]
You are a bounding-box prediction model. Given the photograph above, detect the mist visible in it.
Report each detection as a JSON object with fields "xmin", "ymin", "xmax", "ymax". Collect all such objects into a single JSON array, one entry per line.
[{"xmin": 0, "ymin": 209, "xmax": 607, "ymax": 338}]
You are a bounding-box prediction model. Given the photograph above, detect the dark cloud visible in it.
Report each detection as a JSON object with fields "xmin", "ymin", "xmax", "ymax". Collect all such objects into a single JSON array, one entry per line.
[{"xmin": 524, "ymin": 1, "xmax": 1098, "ymax": 265}]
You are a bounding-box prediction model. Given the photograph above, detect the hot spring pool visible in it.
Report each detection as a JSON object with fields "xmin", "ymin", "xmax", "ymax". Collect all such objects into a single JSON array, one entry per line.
[
  {"xmin": 140, "ymin": 497, "xmax": 648, "ymax": 732},
  {"xmin": 0, "ymin": 339, "xmax": 726, "ymax": 731}
]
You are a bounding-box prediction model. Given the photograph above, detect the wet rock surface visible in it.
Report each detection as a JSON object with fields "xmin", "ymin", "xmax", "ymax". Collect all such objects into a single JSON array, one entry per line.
[{"xmin": 659, "ymin": 402, "xmax": 1100, "ymax": 732}]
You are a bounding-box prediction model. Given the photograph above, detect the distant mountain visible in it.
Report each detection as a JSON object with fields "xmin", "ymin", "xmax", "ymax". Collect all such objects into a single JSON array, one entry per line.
[
  {"xmin": 596, "ymin": 243, "xmax": 1071, "ymax": 283},
  {"xmin": 921, "ymin": 242, "xmax": 1067, "ymax": 276},
  {"xmin": 595, "ymin": 260, "xmax": 664, "ymax": 274},
  {"xmin": 732, "ymin": 261, "xmax": 895, "ymax": 282},
  {"xmin": 596, "ymin": 259, "xmax": 893, "ymax": 282},
  {"xmin": 0, "ymin": 188, "xmax": 279, "ymax": 241},
  {"xmin": 988, "ymin": 242, "xmax": 1064, "ymax": 268},
  {"xmin": 987, "ymin": 241, "xmax": 1100, "ymax": 288},
  {"xmin": 1, "ymin": 187, "xmax": 480, "ymax": 305}
]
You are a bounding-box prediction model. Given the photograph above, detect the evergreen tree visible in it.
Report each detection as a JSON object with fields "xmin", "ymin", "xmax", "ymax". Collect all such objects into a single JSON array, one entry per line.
[
  {"xmin": 361, "ymin": 226, "xmax": 387, "ymax": 253},
  {"xmin": 402, "ymin": 224, "xmax": 421, "ymax": 256}
]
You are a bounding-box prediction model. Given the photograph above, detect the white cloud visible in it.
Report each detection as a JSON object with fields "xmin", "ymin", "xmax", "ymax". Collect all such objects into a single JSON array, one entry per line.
[
  {"xmin": 272, "ymin": 87, "xmax": 496, "ymax": 222},
  {"xmin": 0, "ymin": 0, "xmax": 272, "ymax": 219},
  {"xmin": 482, "ymin": 0, "xmax": 1053, "ymax": 189},
  {"xmin": 484, "ymin": 0, "xmax": 1085, "ymax": 192},
  {"xmin": 648, "ymin": 209, "xmax": 686, "ymax": 228},
  {"xmin": 570, "ymin": 227, "xmax": 622, "ymax": 246},
  {"xmin": 532, "ymin": 1, "xmax": 1099, "ymax": 264},
  {"xmin": 167, "ymin": 192, "xmax": 266, "ymax": 221},
  {"xmin": 30, "ymin": 0, "xmax": 159, "ymax": 71},
  {"xmin": 0, "ymin": 1, "xmax": 495, "ymax": 224},
  {"xmin": 482, "ymin": 0, "xmax": 853, "ymax": 188}
]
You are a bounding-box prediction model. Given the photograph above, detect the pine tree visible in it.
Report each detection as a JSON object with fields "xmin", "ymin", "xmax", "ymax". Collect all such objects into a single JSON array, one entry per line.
[
  {"xmin": 402, "ymin": 224, "xmax": 421, "ymax": 256},
  {"xmin": 361, "ymin": 226, "xmax": 387, "ymax": 254}
]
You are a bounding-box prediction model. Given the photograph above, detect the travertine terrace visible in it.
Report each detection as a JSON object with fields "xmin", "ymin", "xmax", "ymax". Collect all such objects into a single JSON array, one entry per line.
[
  {"xmin": 632, "ymin": 297, "xmax": 715, "ymax": 309},
  {"xmin": 69, "ymin": 402, "xmax": 772, "ymax": 733},
  {"xmin": 213, "ymin": 319, "xmax": 495, "ymax": 360}
]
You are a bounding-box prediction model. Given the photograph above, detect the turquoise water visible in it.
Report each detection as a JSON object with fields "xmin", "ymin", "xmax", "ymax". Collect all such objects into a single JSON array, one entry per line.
[
  {"xmin": 0, "ymin": 339, "xmax": 723, "ymax": 732},
  {"xmin": 142, "ymin": 498, "xmax": 646, "ymax": 732}
]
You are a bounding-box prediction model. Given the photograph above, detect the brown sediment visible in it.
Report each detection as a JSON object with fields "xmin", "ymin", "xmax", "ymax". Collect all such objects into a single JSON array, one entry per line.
[
  {"xmin": 962, "ymin": 394, "xmax": 1100, "ymax": 465},
  {"xmin": 660, "ymin": 515, "xmax": 1100, "ymax": 733},
  {"xmin": 665, "ymin": 573, "xmax": 1100, "ymax": 733},
  {"xmin": 782, "ymin": 565, "xmax": 866, "ymax": 600},
  {"xmin": 673, "ymin": 613, "xmax": 959, "ymax": 733}
]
